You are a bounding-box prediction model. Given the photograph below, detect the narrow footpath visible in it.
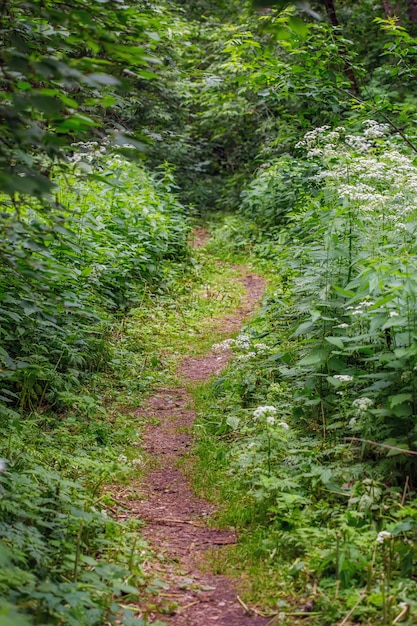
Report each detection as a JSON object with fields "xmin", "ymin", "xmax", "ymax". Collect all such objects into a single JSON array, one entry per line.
[{"xmin": 127, "ymin": 235, "xmax": 267, "ymax": 625}]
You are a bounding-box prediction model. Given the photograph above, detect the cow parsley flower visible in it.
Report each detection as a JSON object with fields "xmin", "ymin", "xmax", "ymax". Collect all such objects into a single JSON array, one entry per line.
[
  {"xmin": 236, "ymin": 352, "xmax": 256, "ymax": 361},
  {"xmin": 253, "ymin": 406, "xmax": 277, "ymax": 421},
  {"xmin": 254, "ymin": 343, "xmax": 269, "ymax": 354},
  {"xmin": 376, "ymin": 531, "xmax": 392, "ymax": 544},
  {"xmin": 352, "ymin": 397, "xmax": 373, "ymax": 412},
  {"xmin": 212, "ymin": 338, "xmax": 234, "ymax": 353},
  {"xmin": 334, "ymin": 374, "xmax": 354, "ymax": 383},
  {"xmin": 235, "ymin": 333, "xmax": 251, "ymax": 350}
]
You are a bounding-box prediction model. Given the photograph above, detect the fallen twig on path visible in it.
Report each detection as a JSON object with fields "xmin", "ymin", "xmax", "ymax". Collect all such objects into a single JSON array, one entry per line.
[
  {"xmin": 179, "ymin": 600, "xmax": 200, "ymax": 611},
  {"xmin": 236, "ymin": 595, "xmax": 253, "ymax": 615},
  {"xmin": 152, "ymin": 517, "xmax": 205, "ymax": 527}
]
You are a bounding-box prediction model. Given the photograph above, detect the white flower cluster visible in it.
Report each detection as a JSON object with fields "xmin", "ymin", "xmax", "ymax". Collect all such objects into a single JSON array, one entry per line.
[
  {"xmin": 345, "ymin": 134, "xmax": 372, "ymax": 154},
  {"xmin": 236, "ymin": 352, "xmax": 256, "ymax": 362},
  {"xmin": 253, "ymin": 405, "xmax": 277, "ymax": 420},
  {"xmin": 334, "ymin": 374, "xmax": 354, "ymax": 383},
  {"xmin": 295, "ymin": 125, "xmax": 332, "ymax": 150},
  {"xmin": 212, "ymin": 335, "xmax": 270, "ymax": 357},
  {"xmin": 118, "ymin": 454, "xmax": 142, "ymax": 468},
  {"xmin": 298, "ymin": 123, "xmax": 417, "ymax": 226},
  {"xmin": 235, "ymin": 333, "xmax": 251, "ymax": 350},
  {"xmin": 254, "ymin": 343, "xmax": 269, "ymax": 353},
  {"xmin": 352, "ymin": 397, "xmax": 374, "ymax": 412},
  {"xmin": 346, "ymin": 300, "xmax": 375, "ymax": 317},
  {"xmin": 212, "ymin": 338, "xmax": 234, "ymax": 353},
  {"xmin": 376, "ymin": 530, "xmax": 392, "ymax": 544},
  {"xmin": 253, "ymin": 406, "xmax": 289, "ymax": 429},
  {"xmin": 68, "ymin": 140, "xmax": 109, "ymax": 164},
  {"xmin": 363, "ymin": 119, "xmax": 390, "ymax": 139}
]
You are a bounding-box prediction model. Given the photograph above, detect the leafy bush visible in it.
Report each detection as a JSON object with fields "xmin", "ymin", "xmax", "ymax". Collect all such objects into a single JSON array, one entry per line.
[
  {"xmin": 0, "ymin": 151, "xmax": 190, "ymax": 623},
  {"xmin": 235, "ymin": 121, "xmax": 417, "ymax": 476},
  {"xmin": 0, "ymin": 154, "xmax": 190, "ymax": 414},
  {"xmin": 195, "ymin": 124, "xmax": 417, "ymax": 621}
]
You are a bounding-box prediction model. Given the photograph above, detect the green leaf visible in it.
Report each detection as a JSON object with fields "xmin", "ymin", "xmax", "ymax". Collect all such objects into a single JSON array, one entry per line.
[
  {"xmin": 226, "ymin": 415, "xmax": 240, "ymax": 430},
  {"xmin": 388, "ymin": 393, "xmax": 412, "ymax": 409},
  {"xmin": 325, "ymin": 336, "xmax": 344, "ymax": 350},
  {"xmin": 292, "ymin": 320, "xmax": 315, "ymax": 336},
  {"xmin": 298, "ymin": 347, "xmax": 328, "ymax": 366}
]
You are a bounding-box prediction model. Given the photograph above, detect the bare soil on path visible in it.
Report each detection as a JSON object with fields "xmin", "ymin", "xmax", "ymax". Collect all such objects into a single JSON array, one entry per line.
[{"xmin": 126, "ymin": 262, "xmax": 267, "ymax": 625}]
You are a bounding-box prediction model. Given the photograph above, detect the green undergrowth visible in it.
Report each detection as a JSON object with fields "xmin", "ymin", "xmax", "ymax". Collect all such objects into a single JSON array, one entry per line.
[
  {"xmin": 0, "ymin": 243, "xmax": 245, "ymax": 625},
  {"xmin": 192, "ymin": 206, "xmax": 417, "ymax": 625},
  {"xmin": 0, "ymin": 147, "xmax": 245, "ymax": 624}
]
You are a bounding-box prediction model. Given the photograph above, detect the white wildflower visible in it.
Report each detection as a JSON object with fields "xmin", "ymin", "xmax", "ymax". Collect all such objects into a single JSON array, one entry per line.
[
  {"xmin": 307, "ymin": 148, "xmax": 324, "ymax": 158},
  {"xmin": 254, "ymin": 343, "xmax": 269, "ymax": 353},
  {"xmin": 334, "ymin": 375, "xmax": 354, "ymax": 383},
  {"xmin": 118, "ymin": 454, "xmax": 128, "ymax": 464},
  {"xmin": 235, "ymin": 333, "xmax": 251, "ymax": 350},
  {"xmin": 349, "ymin": 417, "xmax": 357, "ymax": 426},
  {"xmin": 236, "ymin": 352, "xmax": 256, "ymax": 361},
  {"xmin": 363, "ymin": 120, "xmax": 390, "ymax": 139},
  {"xmin": 389, "ymin": 311, "xmax": 399, "ymax": 317},
  {"xmin": 0, "ymin": 459, "xmax": 8, "ymax": 472},
  {"xmin": 277, "ymin": 421, "xmax": 290, "ymax": 430},
  {"xmin": 376, "ymin": 531, "xmax": 392, "ymax": 544},
  {"xmin": 253, "ymin": 405, "xmax": 277, "ymax": 421},
  {"xmin": 212, "ymin": 338, "xmax": 234, "ymax": 353},
  {"xmin": 352, "ymin": 397, "xmax": 374, "ymax": 412},
  {"xmin": 336, "ymin": 323, "xmax": 349, "ymax": 328},
  {"xmin": 266, "ymin": 415, "xmax": 276, "ymax": 426}
]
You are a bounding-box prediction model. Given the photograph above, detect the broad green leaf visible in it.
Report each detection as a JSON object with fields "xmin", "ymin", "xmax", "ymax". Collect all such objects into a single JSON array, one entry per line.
[
  {"xmin": 325, "ymin": 336, "xmax": 344, "ymax": 350},
  {"xmin": 388, "ymin": 393, "xmax": 412, "ymax": 409},
  {"xmin": 298, "ymin": 348, "xmax": 328, "ymax": 366}
]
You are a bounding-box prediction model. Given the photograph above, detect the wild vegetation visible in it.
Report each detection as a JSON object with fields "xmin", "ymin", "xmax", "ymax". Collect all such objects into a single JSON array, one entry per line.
[{"xmin": 3, "ymin": 0, "xmax": 417, "ymax": 624}]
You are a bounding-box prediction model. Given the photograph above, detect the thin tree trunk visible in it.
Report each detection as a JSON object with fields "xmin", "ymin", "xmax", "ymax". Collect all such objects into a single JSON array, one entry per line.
[
  {"xmin": 322, "ymin": 0, "xmax": 360, "ymax": 95},
  {"xmin": 323, "ymin": 0, "xmax": 339, "ymax": 27},
  {"xmin": 382, "ymin": 1, "xmax": 402, "ymax": 19},
  {"xmin": 409, "ymin": 0, "xmax": 417, "ymax": 22}
]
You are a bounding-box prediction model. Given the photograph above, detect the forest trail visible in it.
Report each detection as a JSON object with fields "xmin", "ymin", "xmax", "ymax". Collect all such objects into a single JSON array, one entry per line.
[{"xmin": 124, "ymin": 233, "xmax": 267, "ymax": 625}]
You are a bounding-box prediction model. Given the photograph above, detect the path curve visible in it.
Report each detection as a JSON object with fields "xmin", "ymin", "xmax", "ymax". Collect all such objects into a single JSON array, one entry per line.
[{"xmin": 130, "ymin": 263, "xmax": 267, "ymax": 625}]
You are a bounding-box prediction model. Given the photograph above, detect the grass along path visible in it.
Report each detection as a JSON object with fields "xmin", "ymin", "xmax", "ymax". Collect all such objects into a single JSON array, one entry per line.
[{"xmin": 115, "ymin": 234, "xmax": 266, "ymax": 625}]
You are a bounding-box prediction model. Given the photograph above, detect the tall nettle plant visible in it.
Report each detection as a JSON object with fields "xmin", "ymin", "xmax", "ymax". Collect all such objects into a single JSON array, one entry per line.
[{"xmin": 273, "ymin": 121, "xmax": 417, "ymax": 476}]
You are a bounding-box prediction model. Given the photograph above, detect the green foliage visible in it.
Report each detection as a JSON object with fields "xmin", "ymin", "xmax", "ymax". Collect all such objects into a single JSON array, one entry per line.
[
  {"xmin": 0, "ymin": 0, "xmax": 169, "ymax": 197},
  {"xmin": 6, "ymin": 0, "xmax": 417, "ymax": 622},
  {"xmin": 0, "ymin": 154, "xmax": 190, "ymax": 415},
  {"xmin": 0, "ymin": 149, "xmax": 192, "ymax": 622},
  {"xmin": 194, "ymin": 119, "xmax": 417, "ymax": 620}
]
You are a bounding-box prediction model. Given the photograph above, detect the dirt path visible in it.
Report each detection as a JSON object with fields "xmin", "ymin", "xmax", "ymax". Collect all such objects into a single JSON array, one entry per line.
[{"xmin": 128, "ymin": 263, "xmax": 267, "ymax": 625}]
